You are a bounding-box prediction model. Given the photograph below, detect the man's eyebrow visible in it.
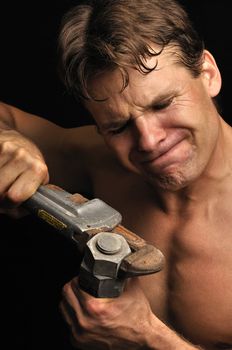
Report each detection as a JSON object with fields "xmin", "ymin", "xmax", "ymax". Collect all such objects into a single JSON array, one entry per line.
[
  {"xmin": 99, "ymin": 89, "xmax": 179, "ymax": 132},
  {"xmin": 145, "ymin": 89, "xmax": 178, "ymax": 110},
  {"xmin": 99, "ymin": 118, "xmax": 129, "ymax": 132}
]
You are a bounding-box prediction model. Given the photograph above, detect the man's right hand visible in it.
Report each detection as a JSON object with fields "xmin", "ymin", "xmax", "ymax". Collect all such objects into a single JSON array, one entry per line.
[{"xmin": 0, "ymin": 128, "xmax": 49, "ymax": 216}]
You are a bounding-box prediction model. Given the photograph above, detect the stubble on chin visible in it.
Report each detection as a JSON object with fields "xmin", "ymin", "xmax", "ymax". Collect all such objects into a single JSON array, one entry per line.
[
  {"xmin": 145, "ymin": 170, "xmax": 189, "ymax": 191},
  {"xmin": 142, "ymin": 150, "xmax": 198, "ymax": 191}
]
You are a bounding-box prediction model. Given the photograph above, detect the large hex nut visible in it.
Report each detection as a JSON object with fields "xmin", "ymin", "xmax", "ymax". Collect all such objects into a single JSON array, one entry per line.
[
  {"xmin": 83, "ymin": 231, "xmax": 131, "ymax": 278},
  {"xmin": 79, "ymin": 262, "xmax": 125, "ymax": 298}
]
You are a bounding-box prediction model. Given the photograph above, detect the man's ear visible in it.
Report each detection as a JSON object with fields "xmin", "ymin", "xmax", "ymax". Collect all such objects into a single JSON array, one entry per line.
[{"xmin": 201, "ymin": 50, "xmax": 222, "ymax": 97}]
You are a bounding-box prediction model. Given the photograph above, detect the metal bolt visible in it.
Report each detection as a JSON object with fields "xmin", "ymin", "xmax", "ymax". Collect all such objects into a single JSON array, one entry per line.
[
  {"xmin": 96, "ymin": 232, "xmax": 122, "ymax": 255},
  {"xmin": 83, "ymin": 231, "xmax": 131, "ymax": 279}
]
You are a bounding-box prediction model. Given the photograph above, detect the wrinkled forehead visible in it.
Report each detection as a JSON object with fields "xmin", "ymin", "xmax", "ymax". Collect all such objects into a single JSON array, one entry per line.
[{"xmin": 85, "ymin": 47, "xmax": 181, "ymax": 110}]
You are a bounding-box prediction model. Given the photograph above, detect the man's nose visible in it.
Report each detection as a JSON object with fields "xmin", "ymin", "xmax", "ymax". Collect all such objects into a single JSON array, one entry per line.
[{"xmin": 134, "ymin": 116, "xmax": 166, "ymax": 152}]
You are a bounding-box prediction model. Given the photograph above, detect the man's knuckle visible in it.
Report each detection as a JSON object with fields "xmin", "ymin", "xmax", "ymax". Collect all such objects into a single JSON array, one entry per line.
[
  {"xmin": 62, "ymin": 282, "xmax": 72, "ymax": 297},
  {"xmin": 6, "ymin": 189, "xmax": 21, "ymax": 205},
  {"xmin": 85, "ymin": 299, "xmax": 107, "ymax": 318},
  {"xmin": 31, "ymin": 161, "xmax": 47, "ymax": 176},
  {"xmin": 14, "ymin": 147, "xmax": 27, "ymax": 160},
  {"xmin": 0, "ymin": 140, "xmax": 14, "ymax": 154}
]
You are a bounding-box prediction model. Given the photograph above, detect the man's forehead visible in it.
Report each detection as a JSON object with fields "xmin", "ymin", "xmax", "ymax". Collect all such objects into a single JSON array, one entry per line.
[{"xmin": 87, "ymin": 51, "xmax": 178, "ymax": 104}]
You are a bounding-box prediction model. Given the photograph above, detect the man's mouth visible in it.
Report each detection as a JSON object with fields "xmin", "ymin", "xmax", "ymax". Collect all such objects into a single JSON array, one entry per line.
[
  {"xmin": 132, "ymin": 132, "xmax": 192, "ymax": 173},
  {"xmin": 141, "ymin": 139, "xmax": 184, "ymax": 164}
]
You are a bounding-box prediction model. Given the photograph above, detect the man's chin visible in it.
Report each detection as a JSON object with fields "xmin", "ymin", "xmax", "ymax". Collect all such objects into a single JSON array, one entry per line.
[
  {"xmin": 125, "ymin": 161, "xmax": 190, "ymax": 190},
  {"xmin": 144, "ymin": 170, "xmax": 189, "ymax": 191}
]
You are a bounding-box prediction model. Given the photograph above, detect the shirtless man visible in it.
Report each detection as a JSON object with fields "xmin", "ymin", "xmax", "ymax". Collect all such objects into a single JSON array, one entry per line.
[{"xmin": 0, "ymin": 0, "xmax": 231, "ymax": 349}]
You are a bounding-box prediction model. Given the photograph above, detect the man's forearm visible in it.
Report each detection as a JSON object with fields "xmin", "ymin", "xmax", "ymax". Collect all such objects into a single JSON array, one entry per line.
[{"xmin": 144, "ymin": 316, "xmax": 202, "ymax": 350}]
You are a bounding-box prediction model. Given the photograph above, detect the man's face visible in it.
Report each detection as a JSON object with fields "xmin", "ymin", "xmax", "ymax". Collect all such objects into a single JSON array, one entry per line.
[{"xmin": 85, "ymin": 49, "xmax": 220, "ymax": 191}]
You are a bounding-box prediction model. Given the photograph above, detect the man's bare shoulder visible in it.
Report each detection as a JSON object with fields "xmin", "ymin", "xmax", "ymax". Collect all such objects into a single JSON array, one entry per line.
[
  {"xmin": 65, "ymin": 124, "xmax": 120, "ymax": 168},
  {"xmin": 66, "ymin": 124, "xmax": 104, "ymax": 150},
  {"xmin": 61, "ymin": 124, "xmax": 132, "ymax": 193}
]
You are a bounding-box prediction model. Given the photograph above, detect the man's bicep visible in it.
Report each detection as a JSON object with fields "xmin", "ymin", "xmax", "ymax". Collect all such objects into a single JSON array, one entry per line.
[{"xmin": 0, "ymin": 101, "xmax": 94, "ymax": 195}]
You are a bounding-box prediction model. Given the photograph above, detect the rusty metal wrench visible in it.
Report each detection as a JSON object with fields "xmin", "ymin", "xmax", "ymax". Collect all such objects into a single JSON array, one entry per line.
[{"xmin": 24, "ymin": 184, "xmax": 165, "ymax": 297}]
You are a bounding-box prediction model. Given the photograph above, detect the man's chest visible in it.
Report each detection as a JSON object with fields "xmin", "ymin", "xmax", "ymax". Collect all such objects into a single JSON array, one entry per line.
[
  {"xmin": 94, "ymin": 172, "xmax": 232, "ymax": 348},
  {"xmin": 141, "ymin": 215, "xmax": 232, "ymax": 349}
]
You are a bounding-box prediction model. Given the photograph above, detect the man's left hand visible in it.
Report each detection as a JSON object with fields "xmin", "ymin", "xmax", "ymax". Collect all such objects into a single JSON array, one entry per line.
[{"xmin": 60, "ymin": 276, "xmax": 154, "ymax": 350}]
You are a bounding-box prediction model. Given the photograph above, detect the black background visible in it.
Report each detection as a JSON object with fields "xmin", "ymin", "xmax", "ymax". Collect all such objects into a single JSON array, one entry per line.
[{"xmin": 0, "ymin": 1, "xmax": 231, "ymax": 349}]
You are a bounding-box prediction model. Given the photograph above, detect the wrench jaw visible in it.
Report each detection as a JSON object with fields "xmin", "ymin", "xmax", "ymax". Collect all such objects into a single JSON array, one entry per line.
[{"xmin": 118, "ymin": 244, "xmax": 165, "ymax": 278}]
